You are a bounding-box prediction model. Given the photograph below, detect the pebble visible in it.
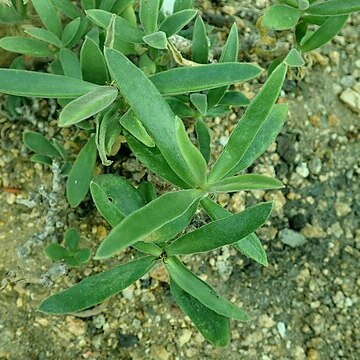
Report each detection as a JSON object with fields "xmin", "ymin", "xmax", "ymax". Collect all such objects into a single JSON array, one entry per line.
[
  {"xmin": 301, "ymin": 225, "xmax": 326, "ymax": 239},
  {"xmin": 178, "ymin": 329, "xmax": 192, "ymax": 347},
  {"xmin": 340, "ymin": 85, "xmax": 360, "ymax": 113},
  {"xmin": 307, "ymin": 348, "xmax": 321, "ymax": 360},
  {"xmin": 150, "ymin": 345, "xmax": 170, "ymax": 360},
  {"xmin": 308, "ymin": 158, "xmax": 322, "ymax": 175},
  {"xmin": 258, "ymin": 314, "xmax": 276, "ymax": 328},
  {"xmin": 66, "ymin": 316, "xmax": 86, "ymax": 336},
  {"xmin": 277, "ymin": 321, "xmax": 286, "ymax": 338},
  {"xmin": 334, "ymin": 202, "xmax": 351, "ymax": 217},
  {"xmin": 340, "ymin": 75, "xmax": 356, "ymax": 89},
  {"xmin": 296, "ymin": 162, "xmax": 310, "ymax": 178},
  {"xmin": 279, "ymin": 229, "xmax": 307, "ymax": 248}
]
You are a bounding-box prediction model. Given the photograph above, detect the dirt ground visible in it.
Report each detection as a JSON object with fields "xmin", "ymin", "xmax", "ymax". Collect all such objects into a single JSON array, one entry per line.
[{"xmin": 0, "ymin": 1, "xmax": 359, "ymax": 360}]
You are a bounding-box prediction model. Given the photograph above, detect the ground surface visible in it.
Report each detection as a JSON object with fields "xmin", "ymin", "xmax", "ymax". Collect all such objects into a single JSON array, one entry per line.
[{"xmin": 0, "ymin": 1, "xmax": 359, "ymax": 359}]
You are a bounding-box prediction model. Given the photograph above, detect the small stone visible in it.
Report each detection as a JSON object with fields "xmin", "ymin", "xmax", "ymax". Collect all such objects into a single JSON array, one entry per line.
[
  {"xmin": 277, "ymin": 322, "xmax": 286, "ymax": 338},
  {"xmin": 340, "ymin": 75, "xmax": 356, "ymax": 89},
  {"xmin": 289, "ymin": 214, "xmax": 307, "ymax": 231},
  {"xmin": 308, "ymin": 158, "xmax": 322, "ymax": 175},
  {"xmin": 334, "ymin": 202, "xmax": 351, "ymax": 217},
  {"xmin": 150, "ymin": 345, "xmax": 170, "ymax": 360},
  {"xmin": 279, "ymin": 229, "xmax": 307, "ymax": 248},
  {"xmin": 340, "ymin": 86, "xmax": 360, "ymax": 113},
  {"xmin": 66, "ymin": 316, "xmax": 86, "ymax": 336},
  {"xmin": 307, "ymin": 348, "xmax": 321, "ymax": 360},
  {"xmin": 122, "ymin": 285, "xmax": 134, "ymax": 301},
  {"xmin": 296, "ymin": 162, "xmax": 310, "ymax": 178},
  {"xmin": 6, "ymin": 193, "xmax": 16, "ymax": 205},
  {"xmin": 294, "ymin": 345, "xmax": 306, "ymax": 360},
  {"xmin": 328, "ymin": 114, "xmax": 339, "ymax": 126},
  {"xmin": 301, "ymin": 225, "xmax": 326, "ymax": 239},
  {"xmin": 150, "ymin": 263, "xmax": 168, "ymax": 283},
  {"xmin": 309, "ymin": 114, "xmax": 321, "ymax": 127},
  {"xmin": 93, "ymin": 314, "xmax": 106, "ymax": 329},
  {"xmin": 258, "ymin": 314, "xmax": 276, "ymax": 328},
  {"xmin": 178, "ymin": 329, "xmax": 192, "ymax": 346},
  {"xmin": 332, "ymin": 290, "xmax": 346, "ymax": 308}
]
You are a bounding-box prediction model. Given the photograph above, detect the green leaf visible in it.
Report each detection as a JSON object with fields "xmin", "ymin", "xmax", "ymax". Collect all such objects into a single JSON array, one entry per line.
[
  {"xmin": 125, "ymin": 133, "xmax": 190, "ymax": 188},
  {"xmin": 74, "ymin": 248, "xmax": 91, "ymax": 264},
  {"xmin": 143, "ymin": 31, "xmax": 168, "ymax": 49},
  {"xmin": 82, "ymin": 0, "xmax": 96, "ymax": 10},
  {"xmin": 111, "ymin": 0, "xmax": 134, "ymax": 15},
  {"xmin": 32, "ymin": 0, "xmax": 62, "ymax": 38},
  {"xmin": 23, "ymin": 131, "xmax": 60, "ymax": 158},
  {"xmin": 159, "ymin": 9, "xmax": 197, "ymax": 37},
  {"xmin": 86, "ymin": 9, "xmax": 145, "ymax": 43},
  {"xmin": 228, "ymin": 103, "xmax": 288, "ymax": 175},
  {"xmin": 45, "ymin": 243, "xmax": 69, "ymax": 261},
  {"xmin": 120, "ymin": 110, "xmax": 155, "ymax": 147},
  {"xmin": 307, "ymin": 0, "xmax": 360, "ymax": 15},
  {"xmin": 59, "ymin": 48, "xmax": 82, "ymax": 79},
  {"xmin": 105, "ymin": 47, "xmax": 196, "ymax": 188},
  {"xmin": 137, "ymin": 181, "xmax": 157, "ymax": 203},
  {"xmin": 165, "ymin": 257, "xmax": 249, "ymax": 321},
  {"xmin": 170, "ymin": 280, "xmax": 230, "ymax": 347},
  {"xmin": 90, "ymin": 174, "xmax": 146, "ymax": 227},
  {"xmin": 66, "ymin": 136, "xmax": 97, "ymax": 207},
  {"xmin": 233, "ymin": 233, "xmax": 268, "ymax": 267},
  {"xmin": 0, "ymin": 3, "xmax": 23, "ymax": 24},
  {"xmin": 30, "ymin": 154, "xmax": 52, "ymax": 165},
  {"xmin": 175, "ymin": 117, "xmax": 207, "ymax": 186},
  {"xmin": 0, "ymin": 69, "xmax": 99, "ymax": 98},
  {"xmin": 95, "ymin": 189, "xmax": 202, "ymax": 259},
  {"xmin": 208, "ymin": 63, "xmax": 287, "ymax": 183},
  {"xmin": 0, "ymin": 36, "xmax": 54, "ymax": 57},
  {"xmin": 200, "ymin": 197, "xmax": 229, "ymax": 220},
  {"xmin": 192, "ymin": 16, "xmax": 208, "ymax": 64},
  {"xmin": 132, "ymin": 242, "xmax": 163, "ymax": 256},
  {"xmin": 190, "ymin": 93, "xmax": 207, "ymax": 115},
  {"xmin": 298, "ymin": 0, "xmax": 310, "ymax": 11},
  {"xmin": 149, "ymin": 63, "xmax": 262, "ymax": 96},
  {"xmin": 207, "ymin": 23, "xmax": 239, "ymax": 109},
  {"xmin": 61, "ymin": 17, "xmax": 81, "ymax": 47},
  {"xmin": 167, "ymin": 97, "xmax": 197, "ymax": 118},
  {"xmin": 195, "ymin": 118, "xmax": 211, "ymax": 163},
  {"xmin": 263, "ymin": 5, "xmax": 301, "ymax": 30},
  {"xmin": 64, "ymin": 228, "xmax": 80, "ymax": 251},
  {"xmin": 300, "ymin": 15, "xmax": 348, "ymax": 53},
  {"xmin": 59, "ymin": 86, "xmax": 118, "ymax": 126},
  {"xmin": 218, "ymin": 91, "xmax": 250, "ymax": 107},
  {"xmin": 166, "ymin": 202, "xmax": 273, "ymax": 255},
  {"xmin": 39, "ymin": 256, "xmax": 157, "ymax": 314},
  {"xmin": 99, "ymin": 0, "xmax": 117, "ymax": 11},
  {"xmin": 285, "ymin": 48, "xmax": 305, "ymax": 67},
  {"xmin": 24, "ymin": 27, "xmax": 62, "ymax": 48},
  {"xmin": 208, "ymin": 174, "xmax": 284, "ymax": 192},
  {"xmin": 50, "ymin": 0, "xmax": 82, "ymax": 19},
  {"xmin": 140, "ymin": 0, "xmax": 160, "ymax": 34},
  {"xmin": 80, "ymin": 36, "xmax": 109, "ymax": 84}
]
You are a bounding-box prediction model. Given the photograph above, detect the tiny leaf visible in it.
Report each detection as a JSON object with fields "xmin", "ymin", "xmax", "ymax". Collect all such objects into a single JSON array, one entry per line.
[
  {"xmin": 23, "ymin": 131, "xmax": 60, "ymax": 158},
  {"xmin": 143, "ymin": 31, "xmax": 168, "ymax": 49},
  {"xmin": 263, "ymin": 5, "xmax": 301, "ymax": 30}
]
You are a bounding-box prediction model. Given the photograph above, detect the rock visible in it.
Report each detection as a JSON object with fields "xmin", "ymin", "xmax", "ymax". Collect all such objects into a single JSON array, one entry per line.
[
  {"xmin": 340, "ymin": 75, "xmax": 356, "ymax": 89},
  {"xmin": 178, "ymin": 329, "xmax": 192, "ymax": 347},
  {"xmin": 307, "ymin": 348, "xmax": 321, "ymax": 360},
  {"xmin": 289, "ymin": 214, "xmax": 307, "ymax": 231},
  {"xmin": 66, "ymin": 316, "xmax": 86, "ymax": 336},
  {"xmin": 308, "ymin": 158, "xmax": 322, "ymax": 175},
  {"xmin": 279, "ymin": 229, "xmax": 307, "ymax": 248},
  {"xmin": 334, "ymin": 202, "xmax": 351, "ymax": 217},
  {"xmin": 150, "ymin": 345, "xmax": 170, "ymax": 360},
  {"xmin": 277, "ymin": 321, "xmax": 286, "ymax": 338},
  {"xmin": 301, "ymin": 225, "xmax": 326, "ymax": 239},
  {"xmin": 296, "ymin": 162, "xmax": 310, "ymax": 178},
  {"xmin": 118, "ymin": 333, "xmax": 138, "ymax": 348},
  {"xmin": 258, "ymin": 314, "xmax": 276, "ymax": 328},
  {"xmin": 340, "ymin": 86, "xmax": 360, "ymax": 113}
]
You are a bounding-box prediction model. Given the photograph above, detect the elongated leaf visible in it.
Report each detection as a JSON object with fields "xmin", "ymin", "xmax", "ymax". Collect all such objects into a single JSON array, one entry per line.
[
  {"xmin": 140, "ymin": 0, "xmax": 160, "ymax": 34},
  {"xmin": 105, "ymin": 47, "xmax": 196, "ymax": 188},
  {"xmin": 228, "ymin": 103, "xmax": 288, "ymax": 175},
  {"xmin": 86, "ymin": 9, "xmax": 145, "ymax": 43},
  {"xmin": 50, "ymin": 0, "xmax": 82, "ymax": 19},
  {"xmin": 32, "ymin": 0, "xmax": 62, "ymax": 38},
  {"xmin": 174, "ymin": 0, "xmax": 193, "ymax": 12},
  {"xmin": 59, "ymin": 87, "xmax": 118, "ymax": 126},
  {"xmin": 190, "ymin": 93, "xmax": 207, "ymax": 115},
  {"xmin": 111, "ymin": 0, "xmax": 134, "ymax": 14},
  {"xmin": 66, "ymin": 136, "xmax": 97, "ymax": 207},
  {"xmin": 61, "ymin": 17, "xmax": 81, "ymax": 47},
  {"xmin": 0, "ymin": 36, "xmax": 54, "ymax": 57},
  {"xmin": 143, "ymin": 31, "xmax": 168, "ymax": 49},
  {"xmin": 218, "ymin": 91, "xmax": 250, "ymax": 107},
  {"xmin": 300, "ymin": 15, "xmax": 348, "ymax": 53},
  {"xmin": 90, "ymin": 174, "xmax": 146, "ymax": 227},
  {"xmin": 59, "ymin": 48, "xmax": 82, "ymax": 79},
  {"xmin": 23, "ymin": 131, "xmax": 60, "ymax": 158},
  {"xmin": 24, "ymin": 27, "xmax": 62, "ymax": 47},
  {"xmin": 149, "ymin": 63, "xmax": 262, "ymax": 96},
  {"xmin": 207, "ymin": 23, "xmax": 239, "ymax": 109},
  {"xmin": 233, "ymin": 233, "xmax": 268, "ymax": 267},
  {"xmin": 175, "ymin": 117, "xmax": 207, "ymax": 186},
  {"xmin": 125, "ymin": 133, "xmax": 190, "ymax": 188},
  {"xmin": 99, "ymin": 0, "xmax": 116, "ymax": 11},
  {"xmin": 201, "ymin": 198, "xmax": 268, "ymax": 266},
  {"xmin": 95, "ymin": 189, "xmax": 202, "ymax": 259},
  {"xmin": 0, "ymin": 69, "xmax": 99, "ymax": 98},
  {"xmin": 167, "ymin": 97, "xmax": 197, "ymax": 118},
  {"xmin": 0, "ymin": 3, "xmax": 22, "ymax": 24},
  {"xmin": 82, "ymin": 0, "xmax": 96, "ymax": 10},
  {"xmin": 30, "ymin": 154, "xmax": 52, "ymax": 165},
  {"xmin": 80, "ymin": 36, "xmax": 109, "ymax": 85},
  {"xmin": 137, "ymin": 181, "xmax": 157, "ymax": 202},
  {"xmin": 167, "ymin": 202, "xmax": 273, "ymax": 255},
  {"xmin": 208, "ymin": 63, "xmax": 287, "ymax": 183},
  {"xmin": 195, "ymin": 118, "xmax": 211, "ymax": 163},
  {"xmin": 120, "ymin": 110, "xmax": 155, "ymax": 147},
  {"xmin": 159, "ymin": 9, "xmax": 197, "ymax": 37},
  {"xmin": 132, "ymin": 242, "xmax": 162, "ymax": 256},
  {"xmin": 307, "ymin": 0, "xmax": 360, "ymax": 15},
  {"xmin": 165, "ymin": 257, "xmax": 249, "ymax": 320},
  {"xmin": 208, "ymin": 174, "xmax": 284, "ymax": 192},
  {"xmin": 39, "ymin": 256, "xmax": 157, "ymax": 314},
  {"xmin": 263, "ymin": 5, "xmax": 301, "ymax": 30},
  {"xmin": 170, "ymin": 280, "xmax": 230, "ymax": 347},
  {"xmin": 192, "ymin": 16, "xmax": 208, "ymax": 64}
]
